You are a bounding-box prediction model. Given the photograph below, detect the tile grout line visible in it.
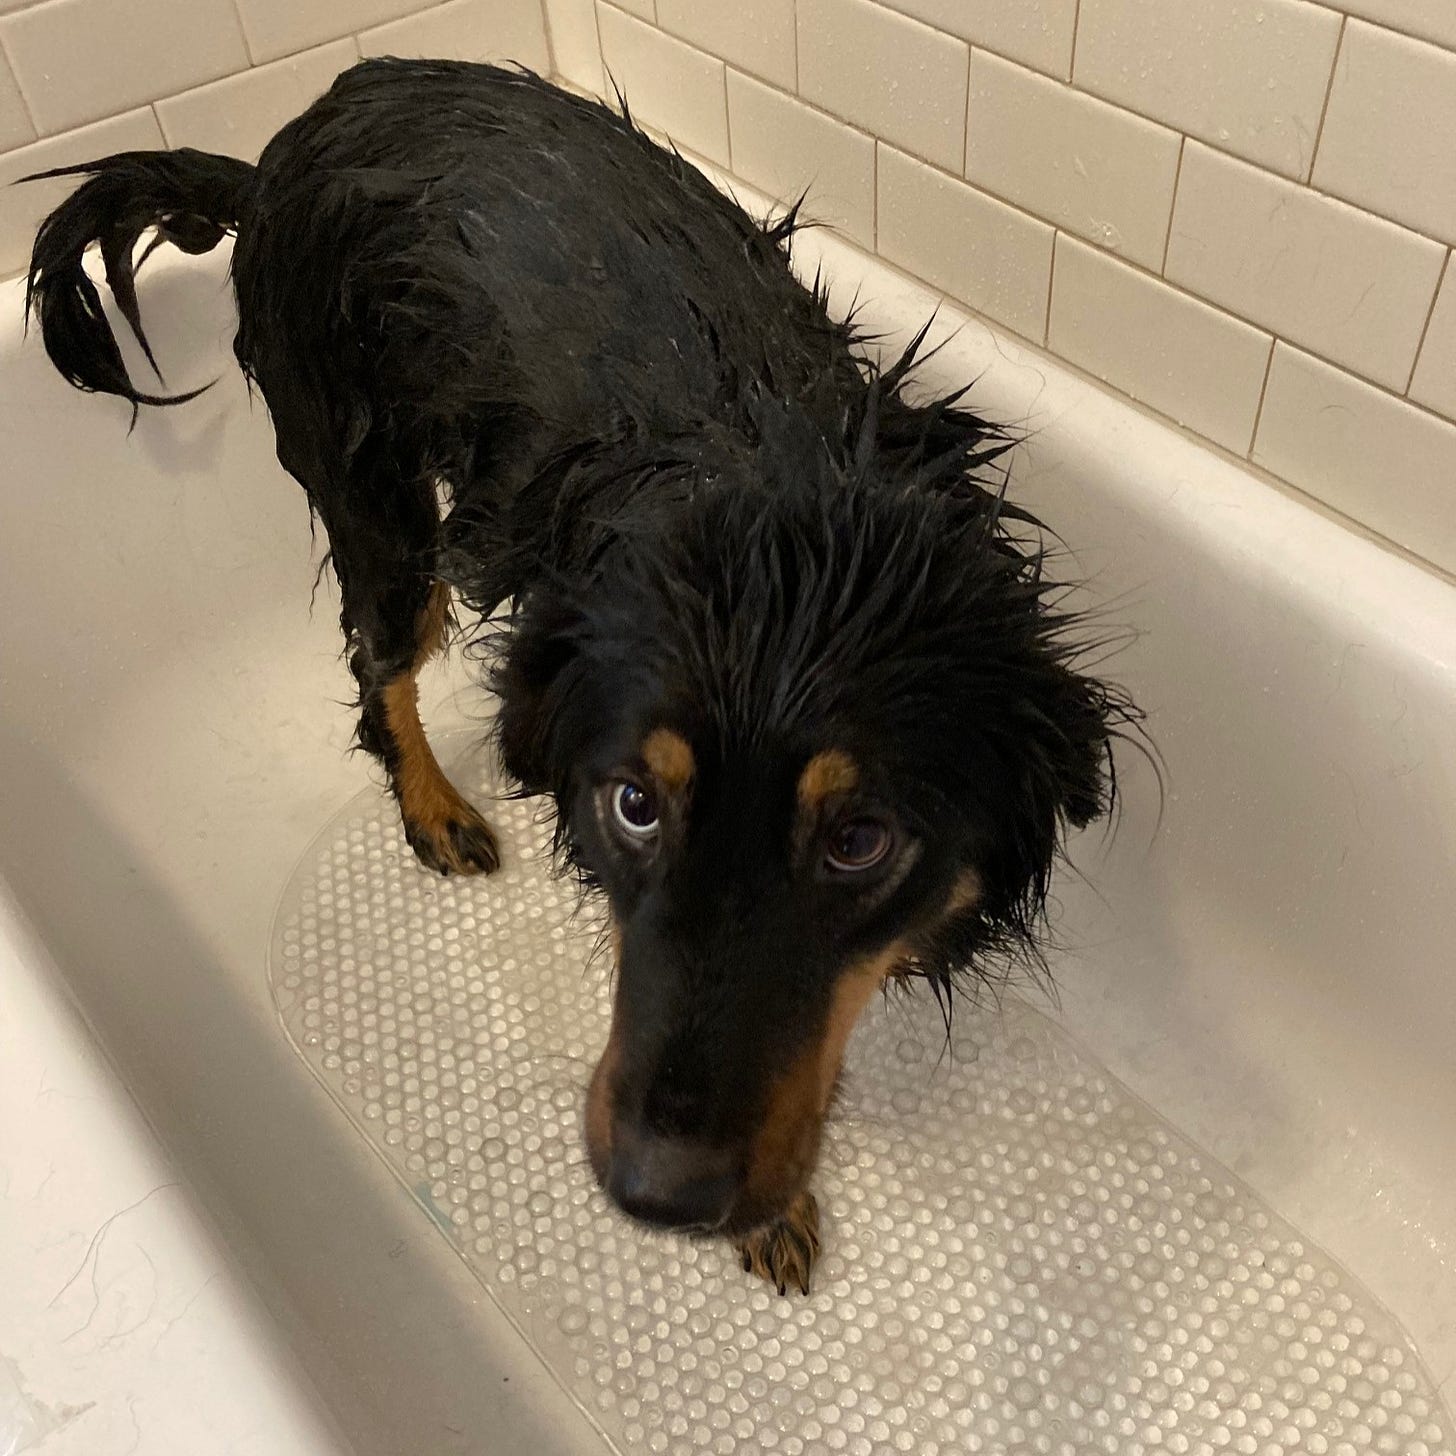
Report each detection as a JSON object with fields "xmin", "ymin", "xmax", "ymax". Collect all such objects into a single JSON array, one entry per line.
[
  {"xmin": 590, "ymin": 0, "xmax": 606, "ymax": 91},
  {"xmin": 536, "ymin": 0, "xmax": 558, "ymax": 82},
  {"xmin": 227, "ymin": 0, "xmax": 258, "ymax": 68},
  {"xmin": 871, "ymin": 139, "xmax": 878, "ymax": 252},
  {"xmin": 0, "ymin": 26, "xmax": 42, "ymax": 140},
  {"xmin": 721, "ymin": 60, "xmax": 732, "ymax": 174},
  {"xmin": 1245, "ymin": 336, "xmax": 1278, "ymax": 459},
  {"xmin": 1405, "ymin": 247, "xmax": 1450, "ymax": 395},
  {"xmin": 960, "ymin": 43, "xmax": 971, "ymax": 177},
  {"xmin": 1306, "ymin": 2, "xmax": 1454, "ymax": 54},
  {"xmin": 1305, "ymin": 14, "xmax": 1346, "ymax": 184},
  {"xmin": 595, "ymin": 0, "xmax": 613, "ymax": 104},
  {"xmin": 1159, "ymin": 135, "xmax": 1186, "ymax": 277},
  {"xmin": 792, "ymin": 0, "xmax": 800, "ymax": 94},
  {"xmin": 1069, "ymin": 0, "xmax": 1083, "ymax": 81},
  {"xmin": 1043, "ymin": 230, "xmax": 1059, "ymax": 347}
]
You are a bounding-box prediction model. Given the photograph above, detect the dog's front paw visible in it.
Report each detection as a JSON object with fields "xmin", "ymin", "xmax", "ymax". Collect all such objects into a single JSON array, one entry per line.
[
  {"xmin": 403, "ymin": 794, "xmax": 502, "ymax": 876},
  {"xmin": 738, "ymin": 1191, "xmax": 820, "ymax": 1296}
]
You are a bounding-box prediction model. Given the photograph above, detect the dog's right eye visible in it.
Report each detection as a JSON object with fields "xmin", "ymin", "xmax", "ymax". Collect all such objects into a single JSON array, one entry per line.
[
  {"xmin": 611, "ymin": 781, "xmax": 660, "ymax": 838},
  {"xmin": 825, "ymin": 816, "xmax": 893, "ymax": 873}
]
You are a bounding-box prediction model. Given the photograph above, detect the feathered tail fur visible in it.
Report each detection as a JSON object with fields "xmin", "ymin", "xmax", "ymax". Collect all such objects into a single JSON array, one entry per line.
[{"xmin": 23, "ymin": 147, "xmax": 255, "ymax": 414}]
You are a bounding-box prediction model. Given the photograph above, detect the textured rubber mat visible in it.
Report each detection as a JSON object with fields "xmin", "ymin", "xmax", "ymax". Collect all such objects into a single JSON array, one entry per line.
[{"xmin": 270, "ymin": 746, "xmax": 1453, "ymax": 1456}]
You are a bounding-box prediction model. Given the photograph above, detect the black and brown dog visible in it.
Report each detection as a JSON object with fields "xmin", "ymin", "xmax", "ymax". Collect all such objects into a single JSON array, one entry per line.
[{"xmin": 26, "ymin": 59, "xmax": 1135, "ymax": 1295}]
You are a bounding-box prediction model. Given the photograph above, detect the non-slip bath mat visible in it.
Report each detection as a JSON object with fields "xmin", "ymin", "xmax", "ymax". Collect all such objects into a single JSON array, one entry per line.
[{"xmin": 270, "ymin": 743, "xmax": 1453, "ymax": 1456}]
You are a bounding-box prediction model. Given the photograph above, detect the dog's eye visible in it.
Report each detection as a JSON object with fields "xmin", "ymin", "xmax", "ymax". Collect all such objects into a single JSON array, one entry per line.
[
  {"xmin": 826, "ymin": 816, "xmax": 892, "ymax": 873},
  {"xmin": 611, "ymin": 781, "xmax": 660, "ymax": 838}
]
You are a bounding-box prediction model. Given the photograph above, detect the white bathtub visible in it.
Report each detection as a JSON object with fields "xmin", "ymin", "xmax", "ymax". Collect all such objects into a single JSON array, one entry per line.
[{"xmin": 1, "ymin": 211, "xmax": 1453, "ymax": 1455}]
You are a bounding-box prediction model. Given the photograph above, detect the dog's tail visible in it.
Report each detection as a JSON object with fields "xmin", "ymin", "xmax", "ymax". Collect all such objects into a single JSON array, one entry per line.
[{"xmin": 23, "ymin": 148, "xmax": 256, "ymax": 413}]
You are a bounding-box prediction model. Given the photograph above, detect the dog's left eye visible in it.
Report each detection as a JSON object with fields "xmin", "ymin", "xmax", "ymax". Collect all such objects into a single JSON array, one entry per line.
[
  {"xmin": 611, "ymin": 781, "xmax": 660, "ymax": 838},
  {"xmin": 826, "ymin": 816, "xmax": 893, "ymax": 873}
]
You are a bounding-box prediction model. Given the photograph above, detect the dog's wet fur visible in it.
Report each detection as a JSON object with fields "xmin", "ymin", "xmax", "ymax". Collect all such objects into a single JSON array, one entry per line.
[{"xmin": 25, "ymin": 59, "xmax": 1137, "ymax": 1293}]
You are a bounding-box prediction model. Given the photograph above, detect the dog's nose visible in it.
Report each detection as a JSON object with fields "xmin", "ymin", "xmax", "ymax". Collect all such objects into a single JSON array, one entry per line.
[{"xmin": 607, "ymin": 1132, "xmax": 740, "ymax": 1230}]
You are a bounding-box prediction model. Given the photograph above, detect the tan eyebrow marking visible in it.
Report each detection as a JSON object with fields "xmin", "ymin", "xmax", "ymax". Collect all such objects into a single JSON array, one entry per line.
[
  {"xmin": 641, "ymin": 727, "xmax": 695, "ymax": 795},
  {"xmin": 944, "ymin": 868, "xmax": 982, "ymax": 916},
  {"xmin": 796, "ymin": 749, "xmax": 859, "ymax": 815}
]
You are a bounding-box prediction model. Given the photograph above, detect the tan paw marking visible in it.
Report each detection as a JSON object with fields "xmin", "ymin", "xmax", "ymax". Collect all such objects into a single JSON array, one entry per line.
[
  {"xmin": 403, "ymin": 792, "xmax": 502, "ymax": 876},
  {"xmin": 738, "ymin": 1191, "xmax": 820, "ymax": 1296}
]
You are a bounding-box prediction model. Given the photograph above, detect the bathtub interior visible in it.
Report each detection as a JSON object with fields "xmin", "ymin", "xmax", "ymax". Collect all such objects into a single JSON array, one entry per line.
[{"xmin": 0, "ymin": 214, "xmax": 1453, "ymax": 1456}]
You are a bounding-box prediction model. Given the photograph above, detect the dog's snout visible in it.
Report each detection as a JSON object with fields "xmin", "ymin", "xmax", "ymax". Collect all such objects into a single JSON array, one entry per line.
[{"xmin": 607, "ymin": 1131, "xmax": 740, "ymax": 1231}]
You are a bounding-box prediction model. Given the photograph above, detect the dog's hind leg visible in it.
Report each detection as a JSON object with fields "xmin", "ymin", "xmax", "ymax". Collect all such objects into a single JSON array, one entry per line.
[{"xmin": 316, "ymin": 461, "xmax": 501, "ymax": 877}]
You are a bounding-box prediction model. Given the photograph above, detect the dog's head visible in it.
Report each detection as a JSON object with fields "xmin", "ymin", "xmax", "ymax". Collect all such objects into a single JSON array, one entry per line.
[{"xmin": 491, "ymin": 444, "xmax": 1124, "ymax": 1237}]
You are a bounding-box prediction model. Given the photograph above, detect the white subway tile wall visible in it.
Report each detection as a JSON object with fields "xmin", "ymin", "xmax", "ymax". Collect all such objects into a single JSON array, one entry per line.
[
  {"xmin": 965, "ymin": 50, "xmax": 1181, "ymax": 271},
  {"xmin": 154, "ymin": 39, "xmax": 360, "ymax": 160},
  {"xmin": 1333, "ymin": 0, "xmax": 1456, "ymax": 50},
  {"xmin": 1073, "ymin": 0, "xmax": 1342, "ymax": 180},
  {"xmin": 726, "ymin": 70, "xmax": 875, "ymax": 249},
  {"xmin": 0, "ymin": 106, "xmax": 165, "ymax": 279},
  {"xmin": 797, "ymin": 0, "xmax": 968, "ymax": 172},
  {"xmin": 1, "ymin": 0, "xmax": 1453, "ymax": 576},
  {"xmin": 596, "ymin": 5, "xmax": 728, "ymax": 164},
  {"xmin": 1048, "ymin": 234, "xmax": 1273, "ymax": 453},
  {"xmin": 541, "ymin": 0, "xmax": 600, "ymax": 93},
  {"xmin": 878, "ymin": 142, "xmax": 1054, "ymax": 339},
  {"xmin": 1165, "ymin": 142, "xmax": 1445, "ymax": 391},
  {"xmin": 599, "ymin": 0, "xmax": 650, "ymax": 19},
  {"xmin": 1311, "ymin": 20, "xmax": 1456, "ymax": 244},
  {"xmin": 0, "ymin": 0, "xmax": 549, "ymax": 279},
  {"xmin": 880, "ymin": 0, "xmax": 1078, "ymax": 81},
  {"xmin": 4, "ymin": 0, "xmax": 250, "ymax": 135},
  {"xmin": 656, "ymin": 0, "xmax": 797, "ymax": 92},
  {"xmin": 1410, "ymin": 262, "xmax": 1456, "ymax": 418},
  {"xmin": 0, "ymin": 44, "xmax": 31, "ymax": 151},
  {"xmin": 235, "ymin": 0, "xmax": 445, "ymax": 64},
  {"xmin": 357, "ymin": 0, "xmax": 548, "ymax": 68},
  {"xmin": 1254, "ymin": 345, "xmax": 1456, "ymax": 576}
]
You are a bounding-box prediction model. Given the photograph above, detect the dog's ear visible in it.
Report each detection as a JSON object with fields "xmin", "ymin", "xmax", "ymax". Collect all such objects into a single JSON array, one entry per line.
[
  {"xmin": 967, "ymin": 641, "xmax": 1118, "ymax": 945},
  {"xmin": 493, "ymin": 589, "xmax": 588, "ymax": 795},
  {"xmin": 1031, "ymin": 659, "xmax": 1116, "ymax": 830}
]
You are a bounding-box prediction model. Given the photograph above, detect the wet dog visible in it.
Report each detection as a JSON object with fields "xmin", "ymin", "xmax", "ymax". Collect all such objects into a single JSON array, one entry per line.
[{"xmin": 26, "ymin": 59, "xmax": 1135, "ymax": 1293}]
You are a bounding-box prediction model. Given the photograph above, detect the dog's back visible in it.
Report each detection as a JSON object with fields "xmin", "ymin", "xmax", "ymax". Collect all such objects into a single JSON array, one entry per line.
[{"xmin": 235, "ymin": 61, "xmax": 864, "ymax": 533}]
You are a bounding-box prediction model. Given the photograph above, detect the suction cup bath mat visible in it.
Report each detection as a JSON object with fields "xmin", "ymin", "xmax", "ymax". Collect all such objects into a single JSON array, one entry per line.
[{"xmin": 270, "ymin": 746, "xmax": 1453, "ymax": 1456}]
